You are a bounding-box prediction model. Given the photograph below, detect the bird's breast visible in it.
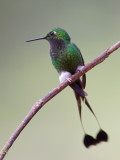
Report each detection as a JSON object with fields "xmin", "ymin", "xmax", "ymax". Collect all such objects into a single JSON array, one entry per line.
[{"xmin": 50, "ymin": 50, "xmax": 82, "ymax": 74}]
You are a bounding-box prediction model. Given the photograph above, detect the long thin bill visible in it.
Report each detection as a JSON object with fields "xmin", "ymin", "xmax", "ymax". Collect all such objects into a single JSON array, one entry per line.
[{"xmin": 26, "ymin": 37, "xmax": 45, "ymax": 42}]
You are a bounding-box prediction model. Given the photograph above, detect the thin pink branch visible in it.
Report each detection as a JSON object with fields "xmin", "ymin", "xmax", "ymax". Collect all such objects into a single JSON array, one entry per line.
[{"xmin": 0, "ymin": 41, "xmax": 120, "ymax": 160}]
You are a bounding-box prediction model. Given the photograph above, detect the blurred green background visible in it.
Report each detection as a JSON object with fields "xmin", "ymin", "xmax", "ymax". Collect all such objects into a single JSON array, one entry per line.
[{"xmin": 0, "ymin": 0, "xmax": 120, "ymax": 159}]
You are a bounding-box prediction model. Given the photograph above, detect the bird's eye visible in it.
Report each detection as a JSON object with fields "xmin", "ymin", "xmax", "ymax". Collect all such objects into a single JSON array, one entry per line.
[{"xmin": 50, "ymin": 31, "xmax": 57, "ymax": 36}]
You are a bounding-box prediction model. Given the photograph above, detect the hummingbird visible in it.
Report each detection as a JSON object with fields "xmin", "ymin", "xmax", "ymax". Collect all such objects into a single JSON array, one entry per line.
[{"xmin": 26, "ymin": 27, "xmax": 108, "ymax": 148}]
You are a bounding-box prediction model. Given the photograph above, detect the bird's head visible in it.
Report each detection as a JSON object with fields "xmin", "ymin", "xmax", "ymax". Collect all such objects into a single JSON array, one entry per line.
[
  {"xmin": 26, "ymin": 28, "xmax": 71, "ymax": 44},
  {"xmin": 45, "ymin": 28, "xmax": 71, "ymax": 43}
]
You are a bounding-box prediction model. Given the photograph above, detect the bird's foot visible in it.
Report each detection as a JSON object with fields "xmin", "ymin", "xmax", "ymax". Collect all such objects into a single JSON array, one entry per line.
[
  {"xmin": 67, "ymin": 77, "xmax": 72, "ymax": 83},
  {"xmin": 76, "ymin": 65, "xmax": 84, "ymax": 74}
]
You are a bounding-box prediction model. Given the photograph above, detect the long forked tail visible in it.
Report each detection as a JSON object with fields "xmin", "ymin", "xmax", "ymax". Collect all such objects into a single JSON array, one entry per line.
[{"xmin": 72, "ymin": 80, "xmax": 108, "ymax": 148}]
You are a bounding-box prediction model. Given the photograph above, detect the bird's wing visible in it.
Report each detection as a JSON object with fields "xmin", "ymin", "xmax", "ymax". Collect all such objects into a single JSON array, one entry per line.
[
  {"xmin": 81, "ymin": 74, "xmax": 86, "ymax": 89},
  {"xmin": 80, "ymin": 51, "xmax": 86, "ymax": 89},
  {"xmin": 72, "ymin": 43, "xmax": 86, "ymax": 89}
]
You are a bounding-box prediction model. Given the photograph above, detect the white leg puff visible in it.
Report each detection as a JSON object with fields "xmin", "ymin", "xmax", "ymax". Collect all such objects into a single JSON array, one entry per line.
[{"xmin": 59, "ymin": 71, "xmax": 72, "ymax": 83}]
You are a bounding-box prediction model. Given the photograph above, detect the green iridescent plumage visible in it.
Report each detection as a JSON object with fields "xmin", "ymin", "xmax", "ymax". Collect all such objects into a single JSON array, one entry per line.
[
  {"xmin": 51, "ymin": 42, "xmax": 84, "ymax": 74},
  {"xmin": 44, "ymin": 28, "xmax": 84, "ymax": 74},
  {"xmin": 46, "ymin": 27, "xmax": 71, "ymax": 43}
]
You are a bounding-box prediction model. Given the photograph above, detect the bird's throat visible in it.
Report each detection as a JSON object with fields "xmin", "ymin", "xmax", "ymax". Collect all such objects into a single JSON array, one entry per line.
[{"xmin": 48, "ymin": 38, "xmax": 66, "ymax": 54}]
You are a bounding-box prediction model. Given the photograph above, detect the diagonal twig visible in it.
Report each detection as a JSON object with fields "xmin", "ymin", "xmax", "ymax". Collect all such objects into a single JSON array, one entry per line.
[{"xmin": 0, "ymin": 41, "xmax": 120, "ymax": 160}]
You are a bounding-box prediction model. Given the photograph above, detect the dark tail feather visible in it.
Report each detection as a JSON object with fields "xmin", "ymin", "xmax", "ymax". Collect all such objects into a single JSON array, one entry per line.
[
  {"xmin": 84, "ymin": 97, "xmax": 108, "ymax": 145},
  {"xmin": 74, "ymin": 91, "xmax": 97, "ymax": 147},
  {"xmin": 70, "ymin": 83, "xmax": 87, "ymax": 98},
  {"xmin": 74, "ymin": 91, "xmax": 85, "ymax": 133},
  {"xmin": 84, "ymin": 97, "xmax": 101, "ymax": 128},
  {"xmin": 70, "ymin": 78, "xmax": 87, "ymax": 99},
  {"xmin": 82, "ymin": 74, "xmax": 86, "ymax": 89},
  {"xmin": 72, "ymin": 81, "xmax": 108, "ymax": 147}
]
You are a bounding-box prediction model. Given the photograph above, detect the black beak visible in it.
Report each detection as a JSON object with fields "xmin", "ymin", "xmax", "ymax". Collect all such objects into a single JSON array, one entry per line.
[{"xmin": 26, "ymin": 36, "xmax": 45, "ymax": 42}]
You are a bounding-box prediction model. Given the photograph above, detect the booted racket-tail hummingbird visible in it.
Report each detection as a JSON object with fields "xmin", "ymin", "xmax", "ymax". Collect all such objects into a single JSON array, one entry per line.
[{"xmin": 26, "ymin": 28, "xmax": 108, "ymax": 148}]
